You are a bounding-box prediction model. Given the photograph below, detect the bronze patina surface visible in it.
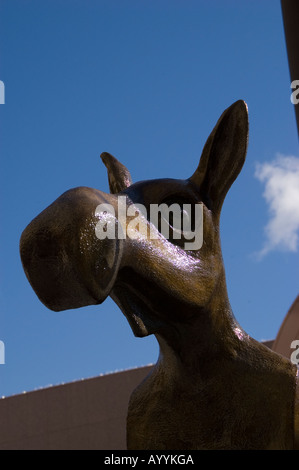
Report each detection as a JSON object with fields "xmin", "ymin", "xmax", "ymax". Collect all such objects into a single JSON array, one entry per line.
[{"xmin": 20, "ymin": 101, "xmax": 298, "ymax": 449}]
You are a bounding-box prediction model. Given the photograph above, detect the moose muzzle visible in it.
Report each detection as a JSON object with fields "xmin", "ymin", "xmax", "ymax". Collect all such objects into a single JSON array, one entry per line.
[{"xmin": 20, "ymin": 186, "xmax": 123, "ymax": 312}]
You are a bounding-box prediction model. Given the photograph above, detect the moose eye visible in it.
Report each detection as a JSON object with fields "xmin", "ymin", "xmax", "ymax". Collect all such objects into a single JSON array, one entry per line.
[
  {"xmin": 150, "ymin": 197, "xmax": 199, "ymax": 248},
  {"xmin": 159, "ymin": 197, "xmax": 196, "ymax": 233}
]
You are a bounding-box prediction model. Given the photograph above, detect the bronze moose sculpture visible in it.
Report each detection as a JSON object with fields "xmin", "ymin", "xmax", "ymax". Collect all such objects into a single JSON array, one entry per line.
[{"xmin": 20, "ymin": 100, "xmax": 299, "ymax": 449}]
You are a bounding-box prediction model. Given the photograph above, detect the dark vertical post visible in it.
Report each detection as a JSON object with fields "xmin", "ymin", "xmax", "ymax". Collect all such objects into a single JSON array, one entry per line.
[{"xmin": 281, "ymin": 0, "xmax": 299, "ymax": 138}]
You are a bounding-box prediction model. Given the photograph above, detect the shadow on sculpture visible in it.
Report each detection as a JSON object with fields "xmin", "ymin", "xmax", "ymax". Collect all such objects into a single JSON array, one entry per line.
[{"xmin": 20, "ymin": 101, "xmax": 299, "ymax": 449}]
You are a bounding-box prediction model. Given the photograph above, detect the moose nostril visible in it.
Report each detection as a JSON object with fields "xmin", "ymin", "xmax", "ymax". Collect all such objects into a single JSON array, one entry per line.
[
  {"xmin": 35, "ymin": 231, "xmax": 58, "ymax": 259},
  {"xmin": 103, "ymin": 240, "xmax": 116, "ymax": 269},
  {"xmin": 20, "ymin": 228, "xmax": 56, "ymax": 267}
]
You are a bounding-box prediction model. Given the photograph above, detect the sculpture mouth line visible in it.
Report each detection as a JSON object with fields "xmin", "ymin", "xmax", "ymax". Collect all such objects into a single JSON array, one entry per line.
[{"xmin": 111, "ymin": 269, "xmax": 170, "ymax": 337}]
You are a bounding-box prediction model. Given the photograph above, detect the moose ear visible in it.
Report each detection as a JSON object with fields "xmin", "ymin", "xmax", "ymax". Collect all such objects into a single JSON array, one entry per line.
[
  {"xmin": 189, "ymin": 100, "xmax": 249, "ymax": 214},
  {"xmin": 101, "ymin": 152, "xmax": 133, "ymax": 194}
]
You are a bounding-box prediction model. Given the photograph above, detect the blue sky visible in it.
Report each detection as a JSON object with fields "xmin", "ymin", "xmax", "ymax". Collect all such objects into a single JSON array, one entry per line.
[{"xmin": 0, "ymin": 0, "xmax": 298, "ymax": 397}]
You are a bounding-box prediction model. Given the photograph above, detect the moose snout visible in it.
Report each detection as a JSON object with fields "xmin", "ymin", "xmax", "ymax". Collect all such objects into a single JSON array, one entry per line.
[{"xmin": 20, "ymin": 187, "xmax": 123, "ymax": 312}]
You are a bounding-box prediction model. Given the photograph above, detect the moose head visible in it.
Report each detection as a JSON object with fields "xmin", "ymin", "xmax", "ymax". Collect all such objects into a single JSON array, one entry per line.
[{"xmin": 20, "ymin": 100, "xmax": 299, "ymax": 450}]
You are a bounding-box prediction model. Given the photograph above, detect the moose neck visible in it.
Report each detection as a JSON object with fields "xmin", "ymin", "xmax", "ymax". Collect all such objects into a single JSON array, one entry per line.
[{"xmin": 154, "ymin": 272, "xmax": 244, "ymax": 380}]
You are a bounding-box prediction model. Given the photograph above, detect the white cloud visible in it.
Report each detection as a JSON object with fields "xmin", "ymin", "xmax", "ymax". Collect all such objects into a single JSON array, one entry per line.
[{"xmin": 254, "ymin": 154, "xmax": 299, "ymax": 258}]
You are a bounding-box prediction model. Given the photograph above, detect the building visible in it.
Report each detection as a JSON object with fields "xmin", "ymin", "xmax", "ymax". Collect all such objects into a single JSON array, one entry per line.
[{"xmin": 0, "ymin": 296, "xmax": 298, "ymax": 450}]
